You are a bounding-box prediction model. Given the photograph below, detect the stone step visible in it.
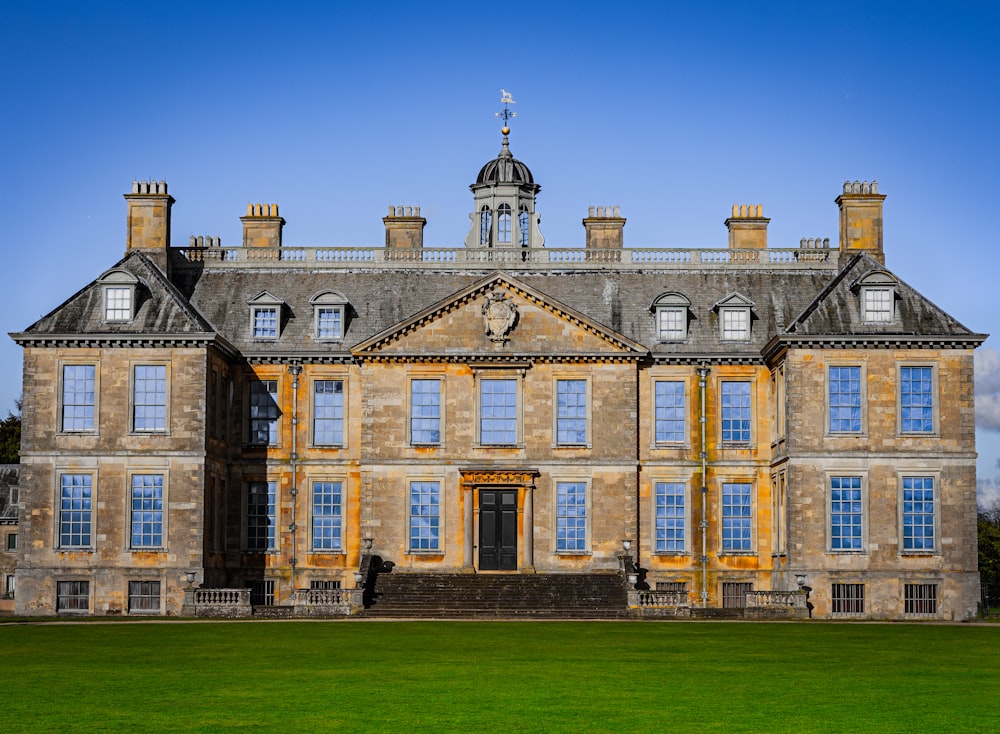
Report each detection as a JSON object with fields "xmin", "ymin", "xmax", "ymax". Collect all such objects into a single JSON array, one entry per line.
[{"xmin": 361, "ymin": 572, "xmax": 629, "ymax": 619}]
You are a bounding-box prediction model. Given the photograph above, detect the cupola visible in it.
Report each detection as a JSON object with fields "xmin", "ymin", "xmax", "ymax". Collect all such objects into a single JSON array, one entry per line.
[{"xmin": 465, "ymin": 91, "xmax": 544, "ymax": 249}]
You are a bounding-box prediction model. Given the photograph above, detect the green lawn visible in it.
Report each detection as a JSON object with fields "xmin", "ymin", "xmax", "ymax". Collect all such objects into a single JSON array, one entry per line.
[{"xmin": 1, "ymin": 621, "xmax": 998, "ymax": 733}]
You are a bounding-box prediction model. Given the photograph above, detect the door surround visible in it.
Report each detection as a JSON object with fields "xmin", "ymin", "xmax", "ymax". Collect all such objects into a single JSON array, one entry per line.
[{"xmin": 459, "ymin": 468, "xmax": 538, "ymax": 572}]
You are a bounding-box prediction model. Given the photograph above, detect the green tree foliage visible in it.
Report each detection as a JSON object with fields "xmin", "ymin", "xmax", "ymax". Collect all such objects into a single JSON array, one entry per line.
[
  {"xmin": 0, "ymin": 400, "xmax": 20, "ymax": 464},
  {"xmin": 980, "ymin": 501, "xmax": 1000, "ymax": 601}
]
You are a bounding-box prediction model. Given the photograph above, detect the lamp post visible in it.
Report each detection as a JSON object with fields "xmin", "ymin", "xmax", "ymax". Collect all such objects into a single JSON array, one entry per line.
[{"xmin": 182, "ymin": 570, "xmax": 198, "ymax": 616}]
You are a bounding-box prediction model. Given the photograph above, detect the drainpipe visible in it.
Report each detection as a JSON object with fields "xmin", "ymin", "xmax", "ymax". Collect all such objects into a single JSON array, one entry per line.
[
  {"xmin": 288, "ymin": 363, "xmax": 302, "ymax": 596},
  {"xmin": 696, "ymin": 364, "xmax": 711, "ymax": 609}
]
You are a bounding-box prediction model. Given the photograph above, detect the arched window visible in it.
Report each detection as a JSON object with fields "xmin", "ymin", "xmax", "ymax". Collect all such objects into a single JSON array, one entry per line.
[
  {"xmin": 519, "ymin": 208, "xmax": 530, "ymax": 247},
  {"xmin": 479, "ymin": 206, "xmax": 492, "ymax": 246},
  {"xmin": 498, "ymin": 204, "xmax": 512, "ymax": 244}
]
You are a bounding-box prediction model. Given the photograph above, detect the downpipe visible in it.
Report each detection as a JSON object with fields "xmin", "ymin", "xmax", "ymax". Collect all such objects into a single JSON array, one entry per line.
[{"xmin": 697, "ymin": 364, "xmax": 711, "ymax": 609}]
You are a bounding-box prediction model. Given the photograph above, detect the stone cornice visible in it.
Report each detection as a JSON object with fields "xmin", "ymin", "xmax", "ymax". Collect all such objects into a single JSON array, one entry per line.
[
  {"xmin": 761, "ymin": 333, "xmax": 987, "ymax": 362},
  {"xmin": 243, "ymin": 352, "xmax": 357, "ymax": 365},
  {"xmin": 357, "ymin": 352, "xmax": 643, "ymax": 364},
  {"xmin": 459, "ymin": 468, "xmax": 540, "ymax": 487},
  {"xmin": 649, "ymin": 352, "xmax": 763, "ymax": 365},
  {"xmin": 9, "ymin": 331, "xmax": 238, "ymax": 357}
]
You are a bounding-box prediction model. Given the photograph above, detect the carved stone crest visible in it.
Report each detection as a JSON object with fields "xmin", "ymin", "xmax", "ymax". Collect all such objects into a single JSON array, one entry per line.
[{"xmin": 482, "ymin": 290, "xmax": 518, "ymax": 342}]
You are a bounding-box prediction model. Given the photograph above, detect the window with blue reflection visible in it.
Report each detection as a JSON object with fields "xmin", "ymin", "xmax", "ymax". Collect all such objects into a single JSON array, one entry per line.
[
  {"xmin": 62, "ymin": 365, "xmax": 95, "ymax": 431},
  {"xmin": 410, "ymin": 379, "xmax": 441, "ymax": 444},
  {"xmin": 133, "ymin": 365, "xmax": 166, "ymax": 432},
  {"xmin": 655, "ymin": 381, "xmax": 685, "ymax": 443},
  {"xmin": 829, "ymin": 366, "xmax": 862, "ymax": 432},
  {"xmin": 59, "ymin": 474, "xmax": 92, "ymax": 548},
  {"xmin": 498, "ymin": 203, "xmax": 512, "ymax": 243},
  {"xmin": 480, "ymin": 379, "xmax": 517, "ymax": 444},
  {"xmin": 655, "ymin": 482, "xmax": 685, "ymax": 552},
  {"xmin": 902, "ymin": 477, "xmax": 935, "ymax": 551},
  {"xmin": 312, "ymin": 481, "xmax": 343, "ymax": 551},
  {"xmin": 556, "ymin": 379, "xmax": 587, "ymax": 445},
  {"xmin": 721, "ymin": 382, "xmax": 751, "ymax": 443},
  {"xmin": 721, "ymin": 482, "xmax": 752, "ymax": 551},
  {"xmin": 130, "ymin": 474, "xmax": 164, "ymax": 548},
  {"xmin": 409, "ymin": 481, "xmax": 440, "ymax": 551},
  {"xmin": 830, "ymin": 476, "xmax": 862, "ymax": 550},
  {"xmin": 900, "ymin": 366, "xmax": 934, "ymax": 432},
  {"xmin": 557, "ymin": 482, "xmax": 587, "ymax": 551}
]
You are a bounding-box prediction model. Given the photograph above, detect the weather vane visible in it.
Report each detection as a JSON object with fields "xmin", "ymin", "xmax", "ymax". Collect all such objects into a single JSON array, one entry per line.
[{"xmin": 496, "ymin": 89, "xmax": 517, "ymax": 134}]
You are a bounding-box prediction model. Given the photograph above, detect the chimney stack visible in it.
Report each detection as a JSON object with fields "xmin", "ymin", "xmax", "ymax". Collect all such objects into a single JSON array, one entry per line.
[
  {"xmin": 583, "ymin": 206, "xmax": 626, "ymax": 249},
  {"xmin": 125, "ymin": 180, "xmax": 174, "ymax": 273},
  {"xmin": 383, "ymin": 205, "xmax": 426, "ymax": 255},
  {"xmin": 241, "ymin": 203, "xmax": 285, "ymax": 248},
  {"xmin": 836, "ymin": 181, "xmax": 885, "ymax": 265},
  {"xmin": 725, "ymin": 204, "xmax": 769, "ymax": 249}
]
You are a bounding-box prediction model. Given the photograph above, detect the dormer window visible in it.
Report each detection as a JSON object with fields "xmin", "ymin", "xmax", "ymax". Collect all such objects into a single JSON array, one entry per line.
[
  {"xmin": 247, "ymin": 292, "xmax": 285, "ymax": 340},
  {"xmin": 650, "ymin": 293, "xmax": 691, "ymax": 342},
  {"xmin": 310, "ymin": 290, "xmax": 349, "ymax": 341},
  {"xmin": 98, "ymin": 270, "xmax": 139, "ymax": 322},
  {"xmin": 721, "ymin": 308, "xmax": 748, "ymax": 340},
  {"xmin": 855, "ymin": 271, "xmax": 898, "ymax": 324},
  {"xmin": 713, "ymin": 293, "xmax": 754, "ymax": 342}
]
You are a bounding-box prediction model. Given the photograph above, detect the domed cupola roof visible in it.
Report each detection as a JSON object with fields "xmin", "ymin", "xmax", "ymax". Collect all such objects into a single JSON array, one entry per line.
[{"xmin": 475, "ymin": 134, "xmax": 537, "ymax": 187}]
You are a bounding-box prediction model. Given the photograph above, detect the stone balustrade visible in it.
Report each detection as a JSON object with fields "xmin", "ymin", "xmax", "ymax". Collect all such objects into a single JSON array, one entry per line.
[
  {"xmin": 743, "ymin": 589, "xmax": 809, "ymax": 619},
  {"xmin": 627, "ymin": 589, "xmax": 692, "ymax": 617},
  {"xmin": 192, "ymin": 588, "xmax": 252, "ymax": 618},
  {"xmin": 291, "ymin": 587, "xmax": 363, "ymax": 616},
  {"xmin": 188, "ymin": 587, "xmax": 362, "ymax": 618},
  {"xmin": 174, "ymin": 245, "xmax": 834, "ymax": 270}
]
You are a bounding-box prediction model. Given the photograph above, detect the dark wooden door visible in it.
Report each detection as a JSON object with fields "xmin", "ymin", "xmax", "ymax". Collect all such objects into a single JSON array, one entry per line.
[{"xmin": 479, "ymin": 489, "xmax": 517, "ymax": 570}]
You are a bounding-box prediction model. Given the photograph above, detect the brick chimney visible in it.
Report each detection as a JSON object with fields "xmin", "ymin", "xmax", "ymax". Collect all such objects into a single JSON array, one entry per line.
[
  {"xmin": 836, "ymin": 180, "xmax": 885, "ymax": 265},
  {"xmin": 725, "ymin": 204, "xmax": 769, "ymax": 249},
  {"xmin": 583, "ymin": 206, "xmax": 625, "ymax": 249},
  {"xmin": 125, "ymin": 180, "xmax": 174, "ymax": 273},
  {"xmin": 383, "ymin": 205, "xmax": 426, "ymax": 253},
  {"xmin": 241, "ymin": 203, "xmax": 284, "ymax": 248}
]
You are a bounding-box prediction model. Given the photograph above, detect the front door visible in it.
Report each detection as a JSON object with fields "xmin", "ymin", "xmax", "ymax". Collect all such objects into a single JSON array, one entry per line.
[{"xmin": 479, "ymin": 489, "xmax": 517, "ymax": 570}]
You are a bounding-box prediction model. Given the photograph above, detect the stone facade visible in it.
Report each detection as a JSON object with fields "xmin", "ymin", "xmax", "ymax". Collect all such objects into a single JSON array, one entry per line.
[
  {"xmin": 0, "ymin": 466, "xmax": 18, "ymax": 612},
  {"xmin": 9, "ymin": 133, "xmax": 986, "ymax": 619}
]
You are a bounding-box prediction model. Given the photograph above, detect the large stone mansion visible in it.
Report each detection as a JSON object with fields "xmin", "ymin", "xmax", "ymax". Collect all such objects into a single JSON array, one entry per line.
[{"xmin": 9, "ymin": 126, "xmax": 986, "ymax": 619}]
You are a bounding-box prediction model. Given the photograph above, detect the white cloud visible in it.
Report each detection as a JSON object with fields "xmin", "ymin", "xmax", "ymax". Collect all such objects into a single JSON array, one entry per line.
[
  {"xmin": 979, "ymin": 478, "xmax": 1000, "ymax": 510},
  {"xmin": 975, "ymin": 347, "xmax": 1000, "ymax": 432}
]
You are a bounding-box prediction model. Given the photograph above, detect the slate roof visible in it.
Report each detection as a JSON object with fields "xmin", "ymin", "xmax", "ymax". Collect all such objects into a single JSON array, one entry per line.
[
  {"xmin": 785, "ymin": 254, "xmax": 976, "ymax": 338},
  {"xmin": 15, "ymin": 250, "xmax": 986, "ymax": 361},
  {"xmin": 14, "ymin": 251, "xmax": 215, "ymax": 341}
]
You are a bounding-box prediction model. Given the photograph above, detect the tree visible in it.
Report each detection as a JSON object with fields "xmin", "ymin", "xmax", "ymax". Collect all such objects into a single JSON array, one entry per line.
[
  {"xmin": 979, "ymin": 500, "xmax": 1000, "ymax": 612},
  {"xmin": 0, "ymin": 400, "xmax": 20, "ymax": 464}
]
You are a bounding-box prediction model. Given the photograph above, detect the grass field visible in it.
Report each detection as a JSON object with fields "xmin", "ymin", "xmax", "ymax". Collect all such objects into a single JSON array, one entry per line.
[{"xmin": 1, "ymin": 620, "xmax": 998, "ymax": 733}]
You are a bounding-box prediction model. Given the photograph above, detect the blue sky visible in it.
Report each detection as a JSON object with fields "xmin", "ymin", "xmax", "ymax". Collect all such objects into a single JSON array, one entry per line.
[{"xmin": 3, "ymin": 1, "xmax": 999, "ymax": 500}]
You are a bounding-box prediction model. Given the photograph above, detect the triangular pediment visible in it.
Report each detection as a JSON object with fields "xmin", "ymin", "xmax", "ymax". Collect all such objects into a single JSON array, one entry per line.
[{"xmin": 352, "ymin": 272, "xmax": 647, "ymax": 361}]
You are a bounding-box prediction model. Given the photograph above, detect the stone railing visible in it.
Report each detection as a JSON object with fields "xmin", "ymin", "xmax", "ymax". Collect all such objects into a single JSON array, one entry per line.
[
  {"xmin": 173, "ymin": 245, "xmax": 835, "ymax": 271},
  {"xmin": 189, "ymin": 586, "xmax": 362, "ymax": 618},
  {"xmin": 627, "ymin": 589, "xmax": 692, "ymax": 617},
  {"xmin": 291, "ymin": 587, "xmax": 362, "ymax": 616},
  {"xmin": 744, "ymin": 590, "xmax": 809, "ymax": 619},
  {"xmin": 192, "ymin": 588, "xmax": 252, "ymax": 618}
]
